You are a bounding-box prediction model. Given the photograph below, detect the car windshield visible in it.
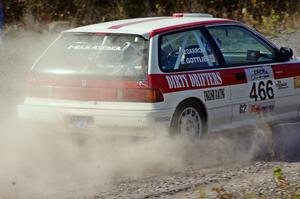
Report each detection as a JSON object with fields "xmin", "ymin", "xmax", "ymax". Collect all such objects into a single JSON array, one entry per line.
[{"xmin": 33, "ymin": 33, "xmax": 149, "ymax": 79}]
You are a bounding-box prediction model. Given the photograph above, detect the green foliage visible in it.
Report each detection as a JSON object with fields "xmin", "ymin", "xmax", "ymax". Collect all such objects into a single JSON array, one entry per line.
[
  {"xmin": 273, "ymin": 167, "xmax": 283, "ymax": 177},
  {"xmin": 2, "ymin": 0, "xmax": 300, "ymax": 34}
]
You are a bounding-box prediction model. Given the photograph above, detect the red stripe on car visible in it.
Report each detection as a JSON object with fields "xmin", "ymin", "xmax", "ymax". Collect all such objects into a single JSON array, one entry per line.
[
  {"xmin": 149, "ymin": 68, "xmax": 246, "ymax": 93},
  {"xmin": 272, "ymin": 63, "xmax": 300, "ymax": 79},
  {"xmin": 149, "ymin": 63, "xmax": 300, "ymax": 94},
  {"xmin": 26, "ymin": 63, "xmax": 300, "ymax": 99}
]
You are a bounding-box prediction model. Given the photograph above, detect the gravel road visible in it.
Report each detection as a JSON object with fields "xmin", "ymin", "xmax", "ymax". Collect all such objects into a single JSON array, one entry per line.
[
  {"xmin": 89, "ymin": 162, "xmax": 300, "ymax": 199},
  {"xmin": 271, "ymin": 31, "xmax": 300, "ymax": 57},
  {"xmin": 39, "ymin": 123, "xmax": 299, "ymax": 199},
  {"xmin": 0, "ymin": 31, "xmax": 299, "ymax": 199},
  {"xmin": 49, "ymin": 32, "xmax": 300, "ymax": 199}
]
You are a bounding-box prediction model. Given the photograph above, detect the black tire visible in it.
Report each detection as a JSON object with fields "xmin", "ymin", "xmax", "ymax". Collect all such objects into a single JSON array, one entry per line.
[{"xmin": 170, "ymin": 99, "xmax": 207, "ymax": 138}]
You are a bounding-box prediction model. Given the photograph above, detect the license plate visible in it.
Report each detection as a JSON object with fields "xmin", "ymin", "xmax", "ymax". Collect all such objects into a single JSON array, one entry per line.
[{"xmin": 68, "ymin": 116, "xmax": 94, "ymax": 129}]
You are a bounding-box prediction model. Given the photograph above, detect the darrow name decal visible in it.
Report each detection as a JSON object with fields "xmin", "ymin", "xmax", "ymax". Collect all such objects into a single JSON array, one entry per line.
[{"xmin": 165, "ymin": 72, "xmax": 222, "ymax": 89}]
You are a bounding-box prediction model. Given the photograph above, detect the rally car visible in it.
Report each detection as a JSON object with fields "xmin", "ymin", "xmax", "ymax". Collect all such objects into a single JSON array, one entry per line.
[{"xmin": 18, "ymin": 13, "xmax": 300, "ymax": 137}]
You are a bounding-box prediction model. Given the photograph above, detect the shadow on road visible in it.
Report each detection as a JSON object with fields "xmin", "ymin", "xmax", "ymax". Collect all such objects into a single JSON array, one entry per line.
[
  {"xmin": 251, "ymin": 122, "xmax": 300, "ymax": 162},
  {"xmin": 272, "ymin": 123, "xmax": 300, "ymax": 162}
]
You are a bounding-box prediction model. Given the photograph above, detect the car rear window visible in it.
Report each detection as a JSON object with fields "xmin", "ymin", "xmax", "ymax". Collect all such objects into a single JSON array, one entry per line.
[{"xmin": 33, "ymin": 33, "xmax": 149, "ymax": 79}]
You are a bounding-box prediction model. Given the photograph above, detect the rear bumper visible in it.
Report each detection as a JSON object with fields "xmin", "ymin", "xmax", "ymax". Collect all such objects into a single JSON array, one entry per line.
[{"xmin": 17, "ymin": 104, "xmax": 173, "ymax": 132}]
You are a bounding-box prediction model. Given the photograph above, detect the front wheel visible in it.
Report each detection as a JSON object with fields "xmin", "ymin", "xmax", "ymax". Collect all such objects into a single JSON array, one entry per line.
[{"xmin": 170, "ymin": 100, "xmax": 207, "ymax": 138}]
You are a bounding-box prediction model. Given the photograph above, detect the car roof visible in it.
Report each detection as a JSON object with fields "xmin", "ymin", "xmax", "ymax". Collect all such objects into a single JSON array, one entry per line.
[{"xmin": 64, "ymin": 16, "xmax": 238, "ymax": 39}]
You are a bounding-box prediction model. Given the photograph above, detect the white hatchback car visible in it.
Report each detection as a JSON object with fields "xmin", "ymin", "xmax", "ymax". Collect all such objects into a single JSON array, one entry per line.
[{"xmin": 18, "ymin": 13, "xmax": 300, "ymax": 137}]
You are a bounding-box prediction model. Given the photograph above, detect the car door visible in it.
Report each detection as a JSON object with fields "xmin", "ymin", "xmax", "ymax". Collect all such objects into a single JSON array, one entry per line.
[
  {"xmin": 206, "ymin": 25, "xmax": 300, "ymax": 126},
  {"xmin": 154, "ymin": 27, "xmax": 233, "ymax": 132}
]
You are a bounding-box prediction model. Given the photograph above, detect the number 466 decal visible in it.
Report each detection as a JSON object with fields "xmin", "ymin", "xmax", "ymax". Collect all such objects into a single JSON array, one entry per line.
[{"xmin": 250, "ymin": 80, "xmax": 275, "ymax": 101}]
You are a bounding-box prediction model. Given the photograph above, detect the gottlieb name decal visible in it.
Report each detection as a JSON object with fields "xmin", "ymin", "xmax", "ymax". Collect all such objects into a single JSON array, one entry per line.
[{"xmin": 165, "ymin": 72, "xmax": 222, "ymax": 89}]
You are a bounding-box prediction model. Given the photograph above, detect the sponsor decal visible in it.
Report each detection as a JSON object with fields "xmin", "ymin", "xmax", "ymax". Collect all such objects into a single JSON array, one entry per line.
[
  {"xmin": 275, "ymin": 80, "xmax": 288, "ymax": 89},
  {"xmin": 184, "ymin": 47, "xmax": 203, "ymax": 55},
  {"xmin": 181, "ymin": 55, "xmax": 215, "ymax": 65},
  {"xmin": 245, "ymin": 66, "xmax": 274, "ymax": 81},
  {"xmin": 250, "ymin": 101, "xmax": 275, "ymax": 113},
  {"xmin": 294, "ymin": 76, "xmax": 300, "ymax": 88},
  {"xmin": 239, "ymin": 104, "xmax": 247, "ymax": 114},
  {"xmin": 204, "ymin": 88, "xmax": 225, "ymax": 101},
  {"xmin": 67, "ymin": 45, "xmax": 121, "ymax": 51},
  {"xmin": 165, "ymin": 72, "xmax": 222, "ymax": 89},
  {"xmin": 179, "ymin": 46, "xmax": 216, "ymax": 66}
]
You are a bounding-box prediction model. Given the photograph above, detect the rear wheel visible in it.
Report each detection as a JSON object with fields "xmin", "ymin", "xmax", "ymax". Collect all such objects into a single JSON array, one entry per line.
[{"xmin": 170, "ymin": 99, "xmax": 207, "ymax": 138}]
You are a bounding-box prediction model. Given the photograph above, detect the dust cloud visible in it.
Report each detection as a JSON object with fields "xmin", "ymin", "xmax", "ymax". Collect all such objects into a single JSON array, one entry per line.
[
  {"xmin": 0, "ymin": 27, "xmax": 284, "ymax": 199},
  {"xmin": 0, "ymin": 121, "xmax": 273, "ymax": 198}
]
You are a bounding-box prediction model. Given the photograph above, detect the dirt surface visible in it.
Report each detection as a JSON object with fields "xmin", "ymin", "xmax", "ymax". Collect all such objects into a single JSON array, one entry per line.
[
  {"xmin": 271, "ymin": 31, "xmax": 300, "ymax": 57},
  {"xmin": 0, "ymin": 31, "xmax": 299, "ymax": 199},
  {"xmin": 1, "ymin": 122, "xmax": 299, "ymax": 199},
  {"xmin": 91, "ymin": 162, "xmax": 300, "ymax": 199}
]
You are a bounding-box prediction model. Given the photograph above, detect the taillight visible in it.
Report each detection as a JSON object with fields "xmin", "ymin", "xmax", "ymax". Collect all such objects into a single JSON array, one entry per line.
[
  {"xmin": 116, "ymin": 88, "xmax": 164, "ymax": 103},
  {"xmin": 24, "ymin": 73, "xmax": 163, "ymax": 102},
  {"xmin": 26, "ymin": 85, "xmax": 164, "ymax": 103}
]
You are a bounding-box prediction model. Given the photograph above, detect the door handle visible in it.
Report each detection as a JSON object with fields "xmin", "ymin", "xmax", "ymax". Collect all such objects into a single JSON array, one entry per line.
[{"xmin": 235, "ymin": 72, "xmax": 246, "ymax": 80}]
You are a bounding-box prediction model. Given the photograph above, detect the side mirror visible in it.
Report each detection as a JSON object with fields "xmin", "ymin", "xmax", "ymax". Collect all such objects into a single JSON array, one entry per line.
[{"xmin": 278, "ymin": 47, "xmax": 293, "ymax": 61}]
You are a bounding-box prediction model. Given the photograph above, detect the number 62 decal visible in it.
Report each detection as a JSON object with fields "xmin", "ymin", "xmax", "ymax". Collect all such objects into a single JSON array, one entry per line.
[{"xmin": 249, "ymin": 80, "xmax": 275, "ymax": 101}]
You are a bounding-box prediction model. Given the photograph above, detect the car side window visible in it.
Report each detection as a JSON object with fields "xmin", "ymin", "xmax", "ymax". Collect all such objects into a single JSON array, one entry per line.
[
  {"xmin": 207, "ymin": 26, "xmax": 276, "ymax": 66},
  {"xmin": 159, "ymin": 29, "xmax": 218, "ymax": 72}
]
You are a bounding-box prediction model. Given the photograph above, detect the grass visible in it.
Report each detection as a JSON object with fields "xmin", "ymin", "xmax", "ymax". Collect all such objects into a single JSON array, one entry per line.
[
  {"xmin": 239, "ymin": 10, "xmax": 300, "ymax": 36},
  {"xmin": 198, "ymin": 167, "xmax": 300, "ymax": 199}
]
